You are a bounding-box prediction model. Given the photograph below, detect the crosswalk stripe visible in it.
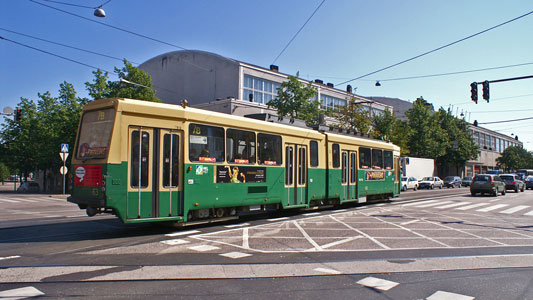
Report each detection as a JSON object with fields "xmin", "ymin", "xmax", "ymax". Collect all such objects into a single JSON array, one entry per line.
[
  {"xmin": 0, "ymin": 286, "xmax": 45, "ymax": 299},
  {"xmin": 499, "ymin": 205, "xmax": 530, "ymax": 214},
  {"xmin": 356, "ymin": 276, "xmax": 399, "ymax": 291},
  {"xmin": 426, "ymin": 290, "xmax": 474, "ymax": 300},
  {"xmin": 434, "ymin": 202, "xmax": 471, "ymax": 209},
  {"xmin": 524, "ymin": 210, "xmax": 533, "ymax": 216},
  {"xmin": 415, "ymin": 201, "xmax": 452, "ymax": 208},
  {"xmin": 455, "ymin": 203, "xmax": 490, "ymax": 210},
  {"xmin": 402, "ymin": 200, "xmax": 439, "ymax": 206},
  {"xmin": 0, "ymin": 199, "xmax": 19, "ymax": 203},
  {"xmin": 476, "ymin": 204, "xmax": 508, "ymax": 212}
]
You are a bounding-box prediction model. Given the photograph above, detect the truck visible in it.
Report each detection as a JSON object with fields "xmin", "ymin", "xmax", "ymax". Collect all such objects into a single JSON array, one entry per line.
[{"xmin": 400, "ymin": 157, "xmax": 435, "ymax": 181}]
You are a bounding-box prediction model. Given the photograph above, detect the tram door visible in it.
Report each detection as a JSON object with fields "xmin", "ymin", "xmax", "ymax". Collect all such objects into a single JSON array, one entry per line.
[
  {"xmin": 127, "ymin": 127, "xmax": 183, "ymax": 219},
  {"xmin": 341, "ymin": 150, "xmax": 358, "ymax": 201},
  {"xmin": 285, "ymin": 144, "xmax": 307, "ymax": 206}
]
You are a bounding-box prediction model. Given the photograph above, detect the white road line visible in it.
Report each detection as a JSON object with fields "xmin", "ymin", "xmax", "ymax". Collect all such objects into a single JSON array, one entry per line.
[
  {"xmin": 302, "ymin": 212, "xmax": 321, "ymax": 216},
  {"xmin": 499, "ymin": 205, "xmax": 530, "ymax": 214},
  {"xmin": 0, "ymin": 255, "xmax": 21, "ymax": 261},
  {"xmin": 267, "ymin": 217, "xmax": 289, "ymax": 221},
  {"xmin": 0, "ymin": 199, "xmax": 19, "ymax": 203},
  {"xmin": 400, "ymin": 219, "xmax": 420, "ymax": 226},
  {"xmin": 524, "ymin": 210, "xmax": 533, "ymax": 216},
  {"xmin": 329, "ymin": 215, "xmax": 390, "ymax": 250},
  {"xmin": 476, "ymin": 204, "xmax": 508, "ymax": 212},
  {"xmin": 356, "ymin": 276, "xmax": 399, "ymax": 291},
  {"xmin": 414, "ymin": 201, "xmax": 452, "ymax": 208},
  {"xmin": 455, "ymin": 203, "xmax": 490, "ymax": 210},
  {"xmin": 165, "ymin": 230, "xmax": 201, "ymax": 237},
  {"xmin": 242, "ymin": 228, "xmax": 250, "ymax": 249},
  {"xmin": 402, "ymin": 200, "xmax": 439, "ymax": 206},
  {"xmin": 224, "ymin": 223, "xmax": 250, "ymax": 228},
  {"xmin": 434, "ymin": 202, "xmax": 471, "ymax": 209},
  {"xmin": 426, "ymin": 290, "xmax": 474, "ymax": 300},
  {"xmin": 0, "ymin": 286, "xmax": 45, "ymax": 299},
  {"xmin": 314, "ymin": 267, "xmax": 341, "ymax": 275},
  {"xmin": 219, "ymin": 252, "xmax": 252, "ymax": 259},
  {"xmin": 188, "ymin": 245, "xmax": 220, "ymax": 252},
  {"xmin": 293, "ymin": 220, "xmax": 323, "ymax": 251},
  {"xmin": 161, "ymin": 239, "xmax": 190, "ymax": 246},
  {"xmin": 321, "ymin": 236, "xmax": 363, "ymax": 249}
]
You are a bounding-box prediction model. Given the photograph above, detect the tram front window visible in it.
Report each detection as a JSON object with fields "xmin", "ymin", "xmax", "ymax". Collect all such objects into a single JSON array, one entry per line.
[{"xmin": 76, "ymin": 108, "xmax": 115, "ymax": 160}]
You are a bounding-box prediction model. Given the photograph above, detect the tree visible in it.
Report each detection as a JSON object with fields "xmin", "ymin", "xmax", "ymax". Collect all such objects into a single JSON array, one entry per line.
[
  {"xmin": 267, "ymin": 75, "xmax": 319, "ymax": 125},
  {"xmin": 371, "ymin": 108, "xmax": 396, "ymax": 140},
  {"xmin": 496, "ymin": 146, "xmax": 533, "ymax": 171},
  {"xmin": 336, "ymin": 96, "xmax": 372, "ymax": 133},
  {"xmin": 405, "ymin": 97, "xmax": 446, "ymax": 159}
]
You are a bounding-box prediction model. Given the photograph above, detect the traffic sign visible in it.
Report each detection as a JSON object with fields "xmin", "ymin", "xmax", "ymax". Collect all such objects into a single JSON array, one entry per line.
[
  {"xmin": 61, "ymin": 144, "xmax": 69, "ymax": 153},
  {"xmin": 60, "ymin": 166, "xmax": 68, "ymax": 175},
  {"xmin": 59, "ymin": 152, "xmax": 69, "ymax": 162}
]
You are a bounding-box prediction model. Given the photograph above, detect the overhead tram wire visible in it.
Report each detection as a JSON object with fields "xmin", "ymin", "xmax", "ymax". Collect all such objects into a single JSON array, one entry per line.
[
  {"xmin": 271, "ymin": 0, "xmax": 326, "ymax": 65},
  {"xmin": 0, "ymin": 28, "xmax": 138, "ymax": 64},
  {"xmin": 336, "ymin": 9, "xmax": 533, "ymax": 86},
  {"xmin": 29, "ymin": 0, "xmax": 187, "ymax": 50},
  {"xmin": 1, "ymin": 36, "xmax": 180, "ymax": 96},
  {"xmin": 479, "ymin": 117, "xmax": 533, "ymax": 125}
]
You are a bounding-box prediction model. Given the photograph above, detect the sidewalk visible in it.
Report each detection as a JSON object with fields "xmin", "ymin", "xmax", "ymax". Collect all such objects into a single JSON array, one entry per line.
[{"xmin": 0, "ymin": 181, "xmax": 70, "ymax": 198}]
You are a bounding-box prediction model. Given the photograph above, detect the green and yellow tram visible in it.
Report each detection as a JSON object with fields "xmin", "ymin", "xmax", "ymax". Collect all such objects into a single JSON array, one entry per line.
[{"xmin": 68, "ymin": 98, "xmax": 401, "ymax": 224}]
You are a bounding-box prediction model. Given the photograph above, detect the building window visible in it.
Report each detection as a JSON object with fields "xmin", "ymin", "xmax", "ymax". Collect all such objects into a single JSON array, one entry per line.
[
  {"xmin": 320, "ymin": 94, "xmax": 346, "ymax": 111},
  {"xmin": 243, "ymin": 74, "xmax": 281, "ymax": 104}
]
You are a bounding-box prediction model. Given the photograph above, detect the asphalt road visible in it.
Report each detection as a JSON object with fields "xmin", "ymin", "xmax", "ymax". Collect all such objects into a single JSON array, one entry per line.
[{"xmin": 1, "ymin": 185, "xmax": 533, "ymax": 299}]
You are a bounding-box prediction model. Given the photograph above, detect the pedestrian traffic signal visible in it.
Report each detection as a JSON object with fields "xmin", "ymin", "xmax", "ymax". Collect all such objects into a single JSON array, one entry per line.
[
  {"xmin": 470, "ymin": 82, "xmax": 478, "ymax": 103},
  {"xmin": 14, "ymin": 108, "xmax": 22, "ymax": 122},
  {"xmin": 482, "ymin": 80, "xmax": 490, "ymax": 102}
]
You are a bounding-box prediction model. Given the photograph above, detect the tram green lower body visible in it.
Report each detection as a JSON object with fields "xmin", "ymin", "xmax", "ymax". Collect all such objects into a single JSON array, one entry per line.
[{"xmin": 69, "ymin": 163, "xmax": 399, "ymax": 224}]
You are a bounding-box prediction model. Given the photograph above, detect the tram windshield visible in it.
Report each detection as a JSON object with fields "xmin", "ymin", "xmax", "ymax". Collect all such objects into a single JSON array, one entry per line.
[{"xmin": 76, "ymin": 108, "xmax": 115, "ymax": 160}]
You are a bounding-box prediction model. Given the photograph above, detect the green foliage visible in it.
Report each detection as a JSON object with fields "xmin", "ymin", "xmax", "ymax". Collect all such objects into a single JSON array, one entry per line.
[
  {"xmin": 405, "ymin": 97, "xmax": 446, "ymax": 159},
  {"xmin": 335, "ymin": 96, "xmax": 371, "ymax": 133},
  {"xmin": 0, "ymin": 162, "xmax": 10, "ymax": 181},
  {"xmin": 496, "ymin": 146, "xmax": 533, "ymax": 171},
  {"xmin": 267, "ymin": 76, "xmax": 319, "ymax": 125},
  {"xmin": 371, "ymin": 108, "xmax": 395, "ymax": 140}
]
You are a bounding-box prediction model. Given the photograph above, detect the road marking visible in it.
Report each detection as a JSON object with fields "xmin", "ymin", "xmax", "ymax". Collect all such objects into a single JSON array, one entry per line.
[
  {"xmin": 219, "ymin": 252, "xmax": 252, "ymax": 259},
  {"xmin": 434, "ymin": 202, "xmax": 471, "ymax": 209},
  {"xmin": 476, "ymin": 204, "xmax": 508, "ymax": 212},
  {"xmin": 242, "ymin": 228, "xmax": 249, "ymax": 249},
  {"xmin": 0, "ymin": 255, "xmax": 21, "ymax": 261},
  {"xmin": 267, "ymin": 217, "xmax": 289, "ymax": 221},
  {"xmin": 455, "ymin": 203, "xmax": 490, "ymax": 210},
  {"xmin": 0, "ymin": 199, "xmax": 19, "ymax": 203},
  {"xmin": 188, "ymin": 245, "xmax": 220, "ymax": 252},
  {"xmin": 329, "ymin": 215, "xmax": 390, "ymax": 249},
  {"xmin": 400, "ymin": 219, "xmax": 420, "ymax": 225},
  {"xmin": 0, "ymin": 286, "xmax": 45, "ymax": 299},
  {"xmin": 224, "ymin": 223, "xmax": 250, "ymax": 228},
  {"xmin": 165, "ymin": 230, "xmax": 201, "ymax": 237},
  {"xmin": 314, "ymin": 267, "xmax": 341, "ymax": 274},
  {"xmin": 402, "ymin": 200, "xmax": 439, "ymax": 206},
  {"xmin": 426, "ymin": 290, "xmax": 474, "ymax": 300},
  {"xmin": 161, "ymin": 239, "xmax": 190, "ymax": 246},
  {"xmin": 321, "ymin": 236, "xmax": 363, "ymax": 249},
  {"xmin": 356, "ymin": 276, "xmax": 399, "ymax": 291},
  {"xmin": 524, "ymin": 210, "xmax": 533, "ymax": 216},
  {"xmin": 293, "ymin": 220, "xmax": 323, "ymax": 251},
  {"xmin": 303, "ymin": 212, "xmax": 321, "ymax": 216},
  {"xmin": 415, "ymin": 201, "xmax": 452, "ymax": 208},
  {"xmin": 499, "ymin": 205, "xmax": 530, "ymax": 214}
]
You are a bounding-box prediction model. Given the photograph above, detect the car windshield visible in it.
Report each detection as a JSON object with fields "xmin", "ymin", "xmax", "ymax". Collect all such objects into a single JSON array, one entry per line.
[
  {"xmin": 421, "ymin": 177, "xmax": 433, "ymax": 181},
  {"xmin": 500, "ymin": 175, "xmax": 513, "ymax": 181},
  {"xmin": 401, "ymin": 177, "xmax": 407, "ymax": 181},
  {"xmin": 474, "ymin": 175, "xmax": 490, "ymax": 182},
  {"xmin": 444, "ymin": 176, "xmax": 454, "ymax": 181}
]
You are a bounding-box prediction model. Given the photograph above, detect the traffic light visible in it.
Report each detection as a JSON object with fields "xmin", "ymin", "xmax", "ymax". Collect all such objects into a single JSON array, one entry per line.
[
  {"xmin": 482, "ymin": 80, "xmax": 490, "ymax": 102},
  {"xmin": 470, "ymin": 82, "xmax": 478, "ymax": 103},
  {"xmin": 14, "ymin": 108, "xmax": 22, "ymax": 122}
]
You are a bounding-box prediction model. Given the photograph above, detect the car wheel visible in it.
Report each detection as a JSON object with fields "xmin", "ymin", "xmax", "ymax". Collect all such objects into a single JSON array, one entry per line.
[
  {"xmin": 431, "ymin": 185, "xmax": 434, "ymax": 190},
  {"xmin": 521, "ymin": 186, "xmax": 525, "ymax": 192},
  {"xmin": 493, "ymin": 190, "xmax": 498, "ymax": 197},
  {"xmin": 471, "ymin": 192, "xmax": 476, "ymax": 196},
  {"xmin": 413, "ymin": 185, "xmax": 417, "ymax": 191},
  {"xmin": 515, "ymin": 187, "xmax": 519, "ymax": 193},
  {"xmin": 502, "ymin": 188, "xmax": 506, "ymax": 195}
]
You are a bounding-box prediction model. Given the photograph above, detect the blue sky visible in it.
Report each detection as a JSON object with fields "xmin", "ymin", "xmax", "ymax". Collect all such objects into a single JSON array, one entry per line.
[{"xmin": 2, "ymin": 0, "xmax": 533, "ymax": 150}]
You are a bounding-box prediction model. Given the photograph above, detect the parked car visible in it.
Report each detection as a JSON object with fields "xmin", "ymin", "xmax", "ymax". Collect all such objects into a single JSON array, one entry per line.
[
  {"xmin": 500, "ymin": 174, "xmax": 525, "ymax": 193},
  {"xmin": 17, "ymin": 182, "xmax": 40, "ymax": 193},
  {"xmin": 401, "ymin": 176, "xmax": 419, "ymax": 191},
  {"xmin": 418, "ymin": 177, "xmax": 443, "ymax": 189},
  {"xmin": 525, "ymin": 176, "xmax": 533, "ymax": 190},
  {"xmin": 461, "ymin": 176, "xmax": 473, "ymax": 187},
  {"xmin": 443, "ymin": 176, "xmax": 462, "ymax": 188},
  {"xmin": 470, "ymin": 174, "xmax": 506, "ymax": 196}
]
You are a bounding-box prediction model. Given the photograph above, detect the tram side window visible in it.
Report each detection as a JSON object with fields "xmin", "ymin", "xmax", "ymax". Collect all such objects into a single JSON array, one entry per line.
[
  {"xmin": 372, "ymin": 149, "xmax": 383, "ymax": 169},
  {"xmin": 131, "ymin": 130, "xmax": 149, "ymax": 188},
  {"xmin": 189, "ymin": 124, "xmax": 224, "ymax": 162},
  {"xmin": 310, "ymin": 141, "xmax": 318, "ymax": 167},
  {"xmin": 257, "ymin": 133, "xmax": 282, "ymax": 165},
  {"xmin": 332, "ymin": 144, "xmax": 340, "ymax": 168},
  {"xmin": 163, "ymin": 133, "xmax": 179, "ymax": 187},
  {"xmin": 359, "ymin": 147, "xmax": 371, "ymax": 169},
  {"xmin": 384, "ymin": 150, "xmax": 393, "ymax": 170},
  {"xmin": 227, "ymin": 129, "xmax": 256, "ymax": 164}
]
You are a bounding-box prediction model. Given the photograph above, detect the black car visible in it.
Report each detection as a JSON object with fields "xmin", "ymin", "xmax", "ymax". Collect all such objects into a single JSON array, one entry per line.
[
  {"xmin": 526, "ymin": 176, "xmax": 533, "ymax": 190},
  {"xmin": 461, "ymin": 176, "xmax": 473, "ymax": 187},
  {"xmin": 443, "ymin": 176, "xmax": 462, "ymax": 188},
  {"xmin": 499, "ymin": 174, "xmax": 525, "ymax": 193}
]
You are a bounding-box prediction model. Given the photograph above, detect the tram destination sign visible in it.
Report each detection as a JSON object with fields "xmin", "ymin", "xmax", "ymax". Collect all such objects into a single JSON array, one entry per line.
[{"xmin": 216, "ymin": 166, "xmax": 266, "ymax": 183}]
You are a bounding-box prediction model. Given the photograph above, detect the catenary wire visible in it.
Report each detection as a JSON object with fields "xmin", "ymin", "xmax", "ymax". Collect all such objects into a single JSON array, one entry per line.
[
  {"xmin": 0, "ymin": 28, "xmax": 138, "ymax": 64},
  {"xmin": 336, "ymin": 9, "xmax": 533, "ymax": 86},
  {"xmin": 29, "ymin": 0, "xmax": 187, "ymax": 50},
  {"xmin": 271, "ymin": 0, "xmax": 326, "ymax": 65}
]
